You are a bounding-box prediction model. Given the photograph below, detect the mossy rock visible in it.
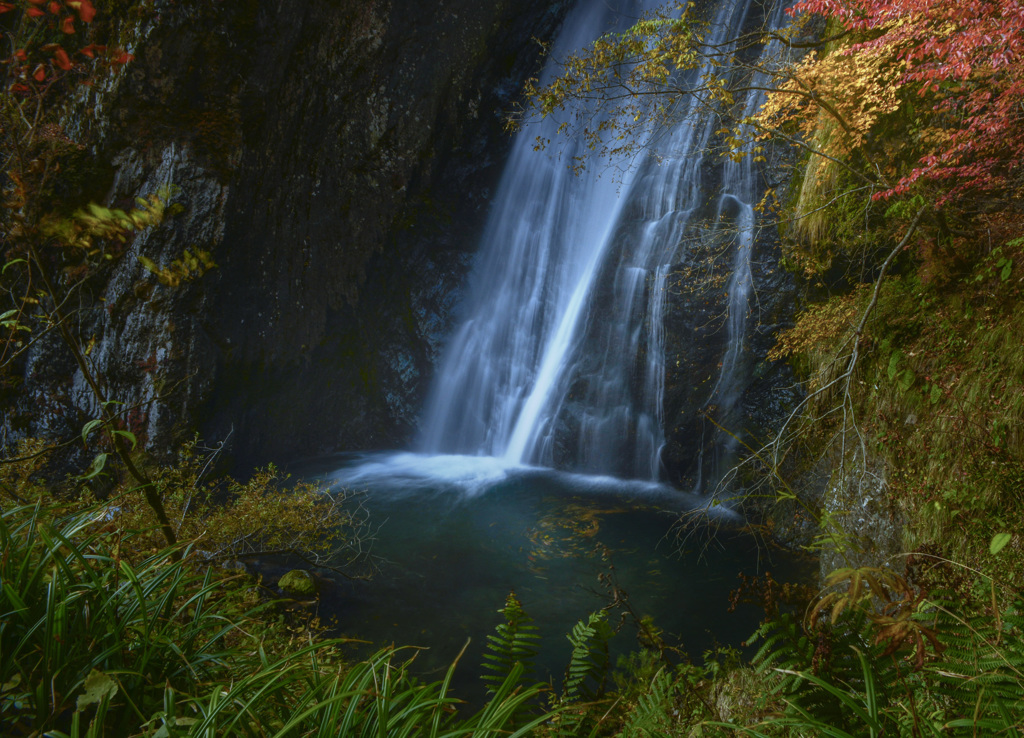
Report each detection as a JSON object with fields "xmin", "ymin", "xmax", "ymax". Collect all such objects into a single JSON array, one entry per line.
[{"xmin": 277, "ymin": 569, "xmax": 318, "ymax": 598}]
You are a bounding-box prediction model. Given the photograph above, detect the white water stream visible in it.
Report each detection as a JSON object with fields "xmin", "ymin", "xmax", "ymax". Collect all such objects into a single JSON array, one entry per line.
[
  {"xmin": 315, "ymin": 1, "xmax": 800, "ymax": 683},
  {"xmin": 415, "ymin": 0, "xmax": 786, "ymax": 487}
]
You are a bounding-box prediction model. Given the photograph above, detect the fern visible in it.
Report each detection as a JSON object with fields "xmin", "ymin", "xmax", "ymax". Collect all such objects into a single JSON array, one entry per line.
[
  {"xmin": 918, "ymin": 592, "xmax": 1024, "ymax": 734},
  {"xmin": 751, "ymin": 605, "xmax": 902, "ymax": 733},
  {"xmin": 620, "ymin": 666, "xmax": 675, "ymax": 738},
  {"xmin": 749, "ymin": 612, "xmax": 813, "ymax": 693},
  {"xmin": 481, "ymin": 591, "xmax": 540, "ymax": 696},
  {"xmin": 744, "ymin": 581, "xmax": 1024, "ymax": 737},
  {"xmin": 562, "ymin": 611, "xmax": 613, "ymax": 703}
]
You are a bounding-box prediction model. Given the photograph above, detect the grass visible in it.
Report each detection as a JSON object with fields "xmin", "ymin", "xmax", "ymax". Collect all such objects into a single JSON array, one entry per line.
[{"xmin": 0, "ymin": 499, "xmax": 553, "ymax": 737}]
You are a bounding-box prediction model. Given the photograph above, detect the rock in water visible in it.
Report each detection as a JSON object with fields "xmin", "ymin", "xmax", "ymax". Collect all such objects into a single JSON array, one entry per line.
[{"xmin": 278, "ymin": 569, "xmax": 318, "ymax": 598}]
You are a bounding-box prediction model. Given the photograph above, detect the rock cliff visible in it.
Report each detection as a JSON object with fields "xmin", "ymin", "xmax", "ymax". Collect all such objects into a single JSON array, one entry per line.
[{"xmin": 6, "ymin": 0, "xmax": 569, "ymax": 468}]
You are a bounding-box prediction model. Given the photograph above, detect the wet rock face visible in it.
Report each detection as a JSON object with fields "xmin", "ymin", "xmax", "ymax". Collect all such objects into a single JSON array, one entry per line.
[
  {"xmin": 6, "ymin": 0, "xmax": 570, "ymax": 467},
  {"xmin": 202, "ymin": 0, "xmax": 571, "ymax": 466},
  {"xmin": 657, "ymin": 220, "xmax": 796, "ymax": 490}
]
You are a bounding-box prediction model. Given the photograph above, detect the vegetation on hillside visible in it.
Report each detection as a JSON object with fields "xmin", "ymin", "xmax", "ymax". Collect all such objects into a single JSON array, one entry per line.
[
  {"xmin": 0, "ymin": 499, "xmax": 559, "ymax": 737},
  {"xmin": 3, "ymin": 0, "xmax": 1024, "ymax": 734},
  {"xmin": 515, "ymin": 0, "xmax": 1024, "ymax": 733}
]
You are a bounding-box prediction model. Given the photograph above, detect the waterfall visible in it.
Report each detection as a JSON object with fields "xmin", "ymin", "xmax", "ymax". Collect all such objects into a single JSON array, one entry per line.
[
  {"xmin": 690, "ymin": 0, "xmax": 791, "ymax": 492},
  {"xmin": 420, "ymin": 0, "xmax": 784, "ymax": 485}
]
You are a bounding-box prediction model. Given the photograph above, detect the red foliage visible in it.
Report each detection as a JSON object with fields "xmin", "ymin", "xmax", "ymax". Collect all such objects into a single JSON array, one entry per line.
[
  {"xmin": 791, "ymin": 0, "xmax": 1024, "ymax": 204},
  {"xmin": 1, "ymin": 0, "xmax": 129, "ymax": 97},
  {"xmin": 71, "ymin": 0, "xmax": 95, "ymax": 23},
  {"xmin": 53, "ymin": 47, "xmax": 72, "ymax": 70}
]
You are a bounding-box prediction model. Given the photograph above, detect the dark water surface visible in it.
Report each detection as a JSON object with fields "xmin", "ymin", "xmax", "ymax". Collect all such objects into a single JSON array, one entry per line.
[{"xmin": 296, "ymin": 453, "xmax": 813, "ymax": 701}]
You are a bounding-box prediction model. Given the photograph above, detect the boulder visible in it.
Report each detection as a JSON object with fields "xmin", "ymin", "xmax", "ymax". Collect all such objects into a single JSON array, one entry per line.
[{"xmin": 277, "ymin": 569, "xmax": 318, "ymax": 598}]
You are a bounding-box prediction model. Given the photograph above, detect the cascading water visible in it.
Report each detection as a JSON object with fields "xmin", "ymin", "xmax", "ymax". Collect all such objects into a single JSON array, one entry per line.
[
  {"xmin": 420, "ymin": 0, "xmax": 784, "ymax": 485},
  {"xmin": 688, "ymin": 0, "xmax": 792, "ymax": 491},
  {"xmin": 417, "ymin": 2, "xmax": 641, "ymax": 463},
  {"xmin": 315, "ymin": 0, "xmax": 810, "ymax": 687}
]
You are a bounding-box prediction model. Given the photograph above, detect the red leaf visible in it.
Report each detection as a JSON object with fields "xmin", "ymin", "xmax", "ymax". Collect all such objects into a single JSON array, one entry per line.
[
  {"xmin": 113, "ymin": 51, "xmax": 134, "ymax": 65},
  {"xmin": 0, "ymin": 2, "xmax": 16, "ymax": 13},
  {"xmin": 77, "ymin": 0, "xmax": 94, "ymax": 22},
  {"xmin": 61, "ymin": 15, "xmax": 74, "ymax": 32},
  {"xmin": 26, "ymin": 6, "xmax": 45, "ymax": 16},
  {"xmin": 33, "ymin": 65, "xmax": 47, "ymax": 82},
  {"xmin": 48, "ymin": 0, "xmax": 59, "ymax": 13},
  {"xmin": 78, "ymin": 43, "xmax": 104, "ymax": 58},
  {"xmin": 14, "ymin": 48, "xmax": 27, "ymax": 61},
  {"xmin": 54, "ymin": 47, "xmax": 72, "ymax": 70},
  {"xmin": 27, "ymin": 0, "xmax": 46, "ymax": 5}
]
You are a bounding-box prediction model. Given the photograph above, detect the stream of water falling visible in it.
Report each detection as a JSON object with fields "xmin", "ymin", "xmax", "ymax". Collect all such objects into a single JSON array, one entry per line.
[
  {"xmin": 312, "ymin": 0, "xmax": 803, "ymax": 696},
  {"xmin": 417, "ymin": 0, "xmax": 782, "ymax": 485}
]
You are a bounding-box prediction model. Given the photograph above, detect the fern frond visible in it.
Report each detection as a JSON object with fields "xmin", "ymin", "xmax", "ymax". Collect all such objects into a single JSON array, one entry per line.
[
  {"xmin": 621, "ymin": 666, "xmax": 676, "ymax": 738},
  {"xmin": 481, "ymin": 592, "xmax": 540, "ymax": 695},
  {"xmin": 563, "ymin": 611, "xmax": 613, "ymax": 703},
  {"xmin": 749, "ymin": 612, "xmax": 814, "ymax": 696}
]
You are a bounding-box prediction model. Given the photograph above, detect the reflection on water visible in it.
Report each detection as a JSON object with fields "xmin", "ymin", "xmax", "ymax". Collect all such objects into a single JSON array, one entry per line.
[{"xmin": 292, "ymin": 453, "xmax": 813, "ymax": 703}]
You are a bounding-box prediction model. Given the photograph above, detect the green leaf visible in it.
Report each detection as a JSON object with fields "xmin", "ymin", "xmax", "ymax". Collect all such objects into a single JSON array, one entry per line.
[
  {"xmin": 87, "ymin": 203, "xmax": 114, "ymax": 220},
  {"xmin": 138, "ymin": 255, "xmax": 159, "ymax": 273},
  {"xmin": 1000, "ymin": 259, "xmax": 1012, "ymax": 281},
  {"xmin": 855, "ymin": 648, "xmax": 879, "ymax": 738},
  {"xmin": 81, "ymin": 418, "xmax": 104, "ymax": 444},
  {"xmin": 112, "ymin": 429, "xmax": 138, "ymax": 450},
  {"xmin": 80, "ymin": 453, "xmax": 108, "ymax": 481},
  {"xmin": 153, "ymin": 717, "xmax": 198, "ymax": 738},
  {"xmin": 898, "ymin": 369, "xmax": 915, "ymax": 393},
  {"xmin": 887, "ymin": 352, "xmax": 901, "ymax": 380},
  {"xmin": 76, "ymin": 669, "xmax": 118, "ymax": 710},
  {"xmin": 777, "ymin": 667, "xmax": 880, "ymax": 734},
  {"xmin": 990, "ymin": 532, "xmax": 1012, "ymax": 555}
]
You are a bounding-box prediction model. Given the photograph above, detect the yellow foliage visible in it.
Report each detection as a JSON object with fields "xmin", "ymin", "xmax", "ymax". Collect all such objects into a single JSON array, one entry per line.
[
  {"xmin": 514, "ymin": 2, "xmax": 712, "ymax": 162},
  {"xmin": 107, "ymin": 440, "xmax": 367, "ymax": 567},
  {"xmin": 41, "ymin": 186, "xmax": 178, "ymax": 258},
  {"xmin": 767, "ymin": 286, "xmax": 867, "ymax": 362},
  {"xmin": 753, "ymin": 41, "xmax": 905, "ymax": 160},
  {"xmin": 2, "ymin": 438, "xmax": 367, "ymax": 572},
  {"xmin": 138, "ymin": 247, "xmax": 216, "ymax": 287}
]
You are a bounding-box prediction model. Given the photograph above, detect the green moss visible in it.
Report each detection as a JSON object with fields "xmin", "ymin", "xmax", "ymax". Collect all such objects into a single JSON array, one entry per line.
[
  {"xmin": 788, "ymin": 234, "xmax": 1024, "ymax": 580},
  {"xmin": 278, "ymin": 569, "xmax": 318, "ymax": 597}
]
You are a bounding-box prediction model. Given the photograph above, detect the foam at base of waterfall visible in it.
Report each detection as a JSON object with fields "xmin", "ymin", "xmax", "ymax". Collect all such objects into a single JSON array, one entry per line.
[
  {"xmin": 324, "ymin": 451, "xmax": 739, "ymax": 519},
  {"xmin": 326, "ymin": 452, "xmax": 518, "ymax": 498}
]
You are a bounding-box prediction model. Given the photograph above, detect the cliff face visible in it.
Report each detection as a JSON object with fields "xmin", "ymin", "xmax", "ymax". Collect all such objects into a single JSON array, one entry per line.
[{"xmin": 8, "ymin": 0, "xmax": 569, "ymax": 468}]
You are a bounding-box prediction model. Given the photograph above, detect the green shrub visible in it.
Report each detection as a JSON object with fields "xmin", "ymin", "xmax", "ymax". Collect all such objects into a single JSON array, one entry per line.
[{"xmin": 0, "ymin": 501, "xmax": 553, "ymax": 737}]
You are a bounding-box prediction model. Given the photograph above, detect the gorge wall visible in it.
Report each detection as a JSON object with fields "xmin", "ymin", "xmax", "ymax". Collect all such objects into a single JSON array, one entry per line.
[
  {"xmin": 6, "ymin": 0, "xmax": 572, "ymax": 469},
  {"xmin": 6, "ymin": 0, "xmax": 803, "ymax": 496}
]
